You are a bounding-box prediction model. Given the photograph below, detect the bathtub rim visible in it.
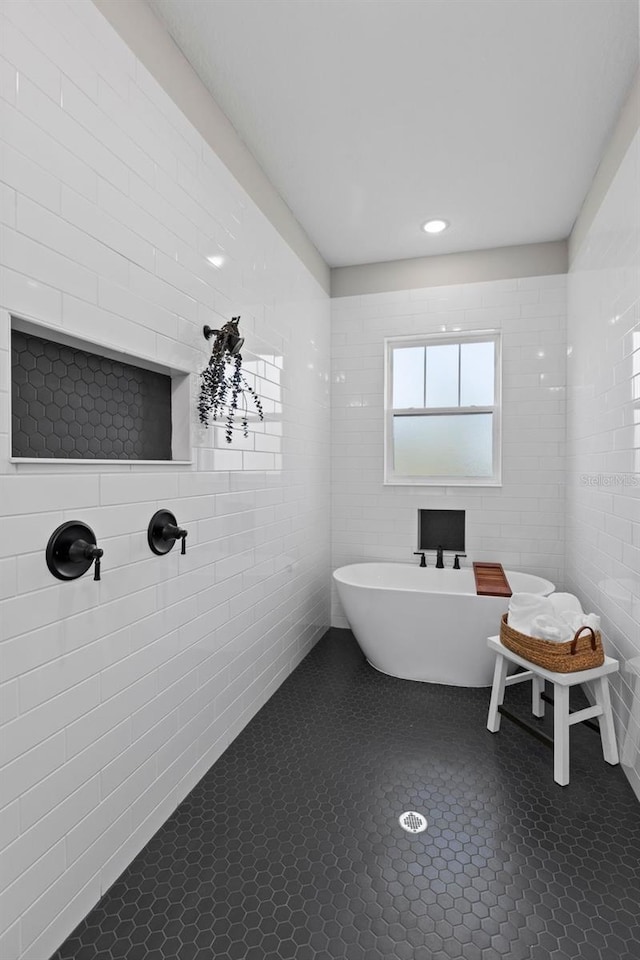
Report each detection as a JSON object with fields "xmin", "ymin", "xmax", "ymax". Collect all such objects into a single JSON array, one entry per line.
[{"xmin": 332, "ymin": 562, "xmax": 555, "ymax": 598}]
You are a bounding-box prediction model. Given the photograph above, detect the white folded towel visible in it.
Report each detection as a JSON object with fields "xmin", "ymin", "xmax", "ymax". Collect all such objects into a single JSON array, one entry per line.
[
  {"xmin": 530, "ymin": 614, "xmax": 574, "ymax": 642},
  {"xmin": 549, "ymin": 593, "xmax": 583, "ymax": 618},
  {"xmin": 508, "ymin": 591, "xmax": 600, "ymax": 640},
  {"xmin": 507, "ymin": 593, "xmax": 555, "ymax": 635},
  {"xmin": 561, "ymin": 611, "xmax": 601, "ymax": 634}
]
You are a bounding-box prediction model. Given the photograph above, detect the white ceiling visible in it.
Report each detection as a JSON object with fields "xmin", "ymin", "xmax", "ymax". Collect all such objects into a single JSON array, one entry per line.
[{"xmin": 147, "ymin": 0, "xmax": 638, "ymax": 268}]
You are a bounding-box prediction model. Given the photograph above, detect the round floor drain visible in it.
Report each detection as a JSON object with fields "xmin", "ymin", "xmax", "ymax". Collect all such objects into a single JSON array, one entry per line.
[{"xmin": 399, "ymin": 811, "xmax": 428, "ymax": 833}]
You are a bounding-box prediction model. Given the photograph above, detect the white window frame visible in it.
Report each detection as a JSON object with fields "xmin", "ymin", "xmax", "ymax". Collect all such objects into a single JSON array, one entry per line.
[{"xmin": 384, "ymin": 330, "xmax": 502, "ymax": 486}]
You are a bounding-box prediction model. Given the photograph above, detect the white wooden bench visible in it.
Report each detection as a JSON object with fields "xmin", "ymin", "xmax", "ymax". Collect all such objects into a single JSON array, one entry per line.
[{"xmin": 486, "ymin": 635, "xmax": 619, "ymax": 786}]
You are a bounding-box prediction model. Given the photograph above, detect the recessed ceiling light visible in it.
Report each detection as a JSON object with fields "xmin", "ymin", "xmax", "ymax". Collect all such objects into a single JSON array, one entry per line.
[
  {"xmin": 207, "ymin": 254, "xmax": 225, "ymax": 268},
  {"xmin": 421, "ymin": 219, "xmax": 449, "ymax": 234}
]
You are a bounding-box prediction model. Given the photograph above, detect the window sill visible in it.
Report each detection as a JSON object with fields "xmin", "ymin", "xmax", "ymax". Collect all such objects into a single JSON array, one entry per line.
[{"xmin": 384, "ymin": 478, "xmax": 502, "ymax": 487}]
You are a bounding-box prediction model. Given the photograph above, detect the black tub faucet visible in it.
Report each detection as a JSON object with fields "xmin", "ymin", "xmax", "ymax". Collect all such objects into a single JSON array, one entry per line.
[
  {"xmin": 435, "ymin": 546, "xmax": 444, "ymax": 569},
  {"xmin": 413, "ymin": 551, "xmax": 427, "ymax": 567},
  {"xmin": 453, "ymin": 553, "xmax": 467, "ymax": 569}
]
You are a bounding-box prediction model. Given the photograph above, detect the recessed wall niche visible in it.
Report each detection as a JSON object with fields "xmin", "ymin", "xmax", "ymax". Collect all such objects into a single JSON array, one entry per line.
[
  {"xmin": 418, "ymin": 509, "xmax": 466, "ymax": 552},
  {"xmin": 10, "ymin": 319, "xmax": 191, "ymax": 462}
]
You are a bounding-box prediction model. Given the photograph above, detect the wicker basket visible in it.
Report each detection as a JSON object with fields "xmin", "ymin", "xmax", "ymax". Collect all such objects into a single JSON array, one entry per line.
[{"xmin": 500, "ymin": 614, "xmax": 604, "ymax": 673}]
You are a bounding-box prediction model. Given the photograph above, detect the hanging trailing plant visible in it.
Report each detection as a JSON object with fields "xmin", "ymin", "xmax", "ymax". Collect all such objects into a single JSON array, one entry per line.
[{"xmin": 198, "ymin": 317, "xmax": 264, "ymax": 443}]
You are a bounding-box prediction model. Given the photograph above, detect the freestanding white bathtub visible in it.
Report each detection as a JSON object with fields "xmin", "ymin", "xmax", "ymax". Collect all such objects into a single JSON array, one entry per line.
[{"xmin": 333, "ymin": 563, "xmax": 555, "ymax": 687}]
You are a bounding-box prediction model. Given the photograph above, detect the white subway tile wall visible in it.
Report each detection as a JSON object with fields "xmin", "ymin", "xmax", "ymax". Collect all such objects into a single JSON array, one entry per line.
[
  {"xmin": 331, "ymin": 275, "xmax": 567, "ymax": 626},
  {"xmin": 566, "ymin": 130, "xmax": 640, "ymax": 800},
  {"xmin": 0, "ymin": 2, "xmax": 330, "ymax": 957}
]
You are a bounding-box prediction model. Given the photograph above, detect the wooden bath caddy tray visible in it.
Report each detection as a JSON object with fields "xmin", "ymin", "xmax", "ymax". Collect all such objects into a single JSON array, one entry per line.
[{"xmin": 473, "ymin": 562, "xmax": 512, "ymax": 597}]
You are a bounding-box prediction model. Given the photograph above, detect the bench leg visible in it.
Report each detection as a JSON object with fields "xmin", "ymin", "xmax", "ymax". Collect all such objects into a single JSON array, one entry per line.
[
  {"xmin": 532, "ymin": 675, "xmax": 545, "ymax": 718},
  {"xmin": 553, "ymin": 684, "xmax": 570, "ymax": 786},
  {"xmin": 594, "ymin": 676, "xmax": 619, "ymax": 766},
  {"xmin": 487, "ymin": 654, "xmax": 508, "ymax": 733}
]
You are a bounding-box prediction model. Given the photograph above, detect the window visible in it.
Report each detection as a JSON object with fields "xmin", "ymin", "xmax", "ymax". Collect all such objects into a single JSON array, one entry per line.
[{"xmin": 384, "ymin": 331, "xmax": 501, "ymax": 485}]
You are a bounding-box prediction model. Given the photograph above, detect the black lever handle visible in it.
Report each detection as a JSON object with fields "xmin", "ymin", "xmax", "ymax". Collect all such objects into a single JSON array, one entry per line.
[
  {"xmin": 453, "ymin": 553, "xmax": 467, "ymax": 570},
  {"xmin": 162, "ymin": 524, "xmax": 187, "ymax": 555},
  {"xmin": 86, "ymin": 544, "xmax": 103, "ymax": 580},
  {"xmin": 68, "ymin": 540, "xmax": 104, "ymax": 579},
  {"xmin": 413, "ymin": 551, "xmax": 427, "ymax": 568}
]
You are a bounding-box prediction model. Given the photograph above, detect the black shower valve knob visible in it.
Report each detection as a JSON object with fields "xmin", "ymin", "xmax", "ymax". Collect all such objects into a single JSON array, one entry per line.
[
  {"xmin": 148, "ymin": 510, "xmax": 188, "ymax": 556},
  {"xmin": 46, "ymin": 522, "xmax": 103, "ymax": 581}
]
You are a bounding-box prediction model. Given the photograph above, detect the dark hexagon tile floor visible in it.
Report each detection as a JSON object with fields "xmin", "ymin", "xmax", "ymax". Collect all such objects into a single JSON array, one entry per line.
[{"xmin": 52, "ymin": 628, "xmax": 640, "ymax": 960}]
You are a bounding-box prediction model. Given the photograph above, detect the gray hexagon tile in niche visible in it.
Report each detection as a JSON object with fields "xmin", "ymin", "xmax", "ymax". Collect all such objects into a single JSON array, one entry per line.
[
  {"xmin": 11, "ymin": 330, "xmax": 172, "ymax": 460},
  {"xmin": 50, "ymin": 630, "xmax": 640, "ymax": 960}
]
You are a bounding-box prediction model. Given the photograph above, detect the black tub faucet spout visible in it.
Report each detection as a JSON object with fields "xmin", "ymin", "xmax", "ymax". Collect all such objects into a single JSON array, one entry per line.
[{"xmin": 436, "ymin": 546, "xmax": 444, "ymax": 569}]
